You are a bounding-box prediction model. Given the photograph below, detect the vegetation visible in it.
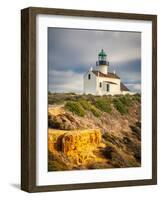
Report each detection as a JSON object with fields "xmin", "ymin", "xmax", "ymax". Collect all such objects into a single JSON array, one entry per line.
[
  {"xmin": 113, "ymin": 95, "xmax": 133, "ymax": 114},
  {"xmin": 79, "ymin": 99, "xmax": 101, "ymax": 117},
  {"xmin": 49, "ymin": 92, "xmax": 141, "ymax": 116},
  {"xmin": 65, "ymin": 99, "xmax": 101, "ymax": 118},
  {"xmin": 65, "ymin": 101, "xmax": 85, "ymax": 117},
  {"xmin": 95, "ymin": 98, "xmax": 112, "ymax": 113},
  {"xmin": 113, "ymin": 98, "xmax": 128, "ymax": 114},
  {"xmin": 90, "ymin": 105, "xmax": 101, "ymax": 117},
  {"xmin": 48, "ymin": 93, "xmax": 141, "ymax": 171},
  {"xmin": 132, "ymin": 93, "xmax": 141, "ymax": 103},
  {"xmin": 118, "ymin": 95, "xmax": 131, "ymax": 106},
  {"xmin": 78, "ymin": 100, "xmax": 92, "ymax": 110}
]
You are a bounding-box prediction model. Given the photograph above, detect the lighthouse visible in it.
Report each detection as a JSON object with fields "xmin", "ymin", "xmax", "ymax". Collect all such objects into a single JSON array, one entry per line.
[
  {"xmin": 83, "ymin": 49, "xmax": 132, "ymax": 95},
  {"xmin": 96, "ymin": 49, "xmax": 109, "ymax": 74}
]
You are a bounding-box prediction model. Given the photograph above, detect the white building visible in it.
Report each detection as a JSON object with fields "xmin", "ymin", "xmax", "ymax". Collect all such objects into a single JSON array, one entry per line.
[{"xmin": 83, "ymin": 49, "xmax": 133, "ymax": 96}]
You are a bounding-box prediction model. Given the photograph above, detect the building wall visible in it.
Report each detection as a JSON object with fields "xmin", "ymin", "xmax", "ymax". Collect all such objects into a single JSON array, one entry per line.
[
  {"xmin": 83, "ymin": 71, "xmax": 97, "ymax": 95},
  {"xmin": 121, "ymin": 91, "xmax": 136, "ymax": 95},
  {"xmin": 84, "ymin": 71, "xmax": 133, "ymax": 96},
  {"xmin": 99, "ymin": 65, "xmax": 108, "ymax": 74},
  {"xmin": 97, "ymin": 76, "xmax": 121, "ymax": 95}
]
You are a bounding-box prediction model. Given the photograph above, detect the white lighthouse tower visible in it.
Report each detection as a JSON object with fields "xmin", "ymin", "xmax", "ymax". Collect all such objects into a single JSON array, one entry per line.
[
  {"xmin": 83, "ymin": 49, "xmax": 132, "ymax": 95},
  {"xmin": 96, "ymin": 49, "xmax": 109, "ymax": 74}
]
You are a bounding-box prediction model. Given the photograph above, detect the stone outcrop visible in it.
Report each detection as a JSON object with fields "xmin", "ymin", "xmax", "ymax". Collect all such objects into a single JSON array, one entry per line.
[
  {"xmin": 48, "ymin": 129, "xmax": 102, "ymax": 167},
  {"xmin": 62, "ymin": 129, "xmax": 102, "ymax": 165},
  {"xmin": 48, "ymin": 112, "xmax": 81, "ymax": 130},
  {"xmin": 48, "ymin": 95, "xmax": 141, "ymax": 171}
]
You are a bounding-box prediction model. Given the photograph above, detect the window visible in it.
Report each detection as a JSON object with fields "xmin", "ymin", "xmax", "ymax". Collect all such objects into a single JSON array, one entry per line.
[
  {"xmin": 88, "ymin": 74, "xmax": 91, "ymax": 79},
  {"xmin": 107, "ymin": 84, "xmax": 110, "ymax": 92},
  {"xmin": 100, "ymin": 82, "xmax": 102, "ymax": 88}
]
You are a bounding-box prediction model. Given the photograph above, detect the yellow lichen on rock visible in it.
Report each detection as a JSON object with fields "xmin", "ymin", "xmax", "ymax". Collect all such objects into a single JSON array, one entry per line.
[
  {"xmin": 48, "ymin": 129, "xmax": 66, "ymax": 153},
  {"xmin": 48, "ymin": 129, "xmax": 102, "ymax": 167},
  {"xmin": 62, "ymin": 129, "xmax": 102, "ymax": 165}
]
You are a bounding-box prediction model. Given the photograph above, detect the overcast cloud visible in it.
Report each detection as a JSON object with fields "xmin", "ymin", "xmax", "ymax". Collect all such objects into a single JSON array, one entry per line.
[{"xmin": 48, "ymin": 28, "xmax": 141, "ymax": 93}]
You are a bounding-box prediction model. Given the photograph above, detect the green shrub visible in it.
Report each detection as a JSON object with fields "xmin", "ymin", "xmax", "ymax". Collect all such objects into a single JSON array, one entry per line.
[
  {"xmin": 113, "ymin": 99, "xmax": 128, "ymax": 114},
  {"xmin": 78, "ymin": 100, "xmax": 91, "ymax": 110},
  {"xmin": 119, "ymin": 95, "xmax": 131, "ymax": 106},
  {"xmin": 95, "ymin": 98, "xmax": 112, "ymax": 113},
  {"xmin": 65, "ymin": 101, "xmax": 85, "ymax": 117},
  {"xmin": 90, "ymin": 106, "xmax": 101, "ymax": 117},
  {"xmin": 79, "ymin": 100, "xmax": 101, "ymax": 117},
  {"xmin": 132, "ymin": 94, "xmax": 141, "ymax": 103}
]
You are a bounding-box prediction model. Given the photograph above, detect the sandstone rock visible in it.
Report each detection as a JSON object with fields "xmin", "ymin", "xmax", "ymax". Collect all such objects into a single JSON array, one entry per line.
[
  {"xmin": 48, "ymin": 112, "xmax": 81, "ymax": 130},
  {"xmin": 48, "ymin": 129, "xmax": 103, "ymax": 167},
  {"xmin": 61, "ymin": 129, "xmax": 102, "ymax": 165},
  {"xmin": 48, "ymin": 95, "xmax": 141, "ymax": 170}
]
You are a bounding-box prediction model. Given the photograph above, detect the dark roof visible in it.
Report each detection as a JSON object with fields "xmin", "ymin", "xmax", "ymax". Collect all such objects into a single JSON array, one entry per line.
[
  {"xmin": 103, "ymin": 81, "xmax": 117, "ymax": 85},
  {"xmin": 98, "ymin": 49, "xmax": 107, "ymax": 57},
  {"xmin": 120, "ymin": 82, "xmax": 130, "ymax": 91},
  {"xmin": 92, "ymin": 70, "xmax": 120, "ymax": 79}
]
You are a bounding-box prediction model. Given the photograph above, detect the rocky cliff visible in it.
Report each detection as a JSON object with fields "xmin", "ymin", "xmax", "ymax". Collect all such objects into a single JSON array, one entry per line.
[{"xmin": 48, "ymin": 93, "xmax": 141, "ymax": 171}]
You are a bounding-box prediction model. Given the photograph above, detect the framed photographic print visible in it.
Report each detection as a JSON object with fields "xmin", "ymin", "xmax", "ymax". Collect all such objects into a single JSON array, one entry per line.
[{"xmin": 21, "ymin": 7, "xmax": 157, "ymax": 192}]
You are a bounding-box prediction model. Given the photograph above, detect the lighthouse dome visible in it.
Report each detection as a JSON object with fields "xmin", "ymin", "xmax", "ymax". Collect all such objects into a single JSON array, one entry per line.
[
  {"xmin": 97, "ymin": 49, "xmax": 108, "ymax": 74},
  {"xmin": 98, "ymin": 49, "xmax": 107, "ymax": 57}
]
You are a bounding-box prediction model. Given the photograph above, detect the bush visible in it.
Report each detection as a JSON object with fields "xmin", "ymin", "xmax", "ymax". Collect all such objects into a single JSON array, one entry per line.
[
  {"xmin": 132, "ymin": 94, "xmax": 141, "ymax": 103},
  {"xmin": 113, "ymin": 99, "xmax": 128, "ymax": 114},
  {"xmin": 95, "ymin": 98, "xmax": 112, "ymax": 113},
  {"xmin": 90, "ymin": 106, "xmax": 101, "ymax": 117},
  {"xmin": 78, "ymin": 100, "xmax": 91, "ymax": 110},
  {"xmin": 65, "ymin": 101, "xmax": 85, "ymax": 117},
  {"xmin": 79, "ymin": 100, "xmax": 101, "ymax": 117},
  {"xmin": 119, "ymin": 95, "xmax": 131, "ymax": 106}
]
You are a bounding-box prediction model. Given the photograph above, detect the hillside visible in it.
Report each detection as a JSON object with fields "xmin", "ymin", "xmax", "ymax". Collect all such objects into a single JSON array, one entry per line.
[{"xmin": 48, "ymin": 93, "xmax": 141, "ymax": 171}]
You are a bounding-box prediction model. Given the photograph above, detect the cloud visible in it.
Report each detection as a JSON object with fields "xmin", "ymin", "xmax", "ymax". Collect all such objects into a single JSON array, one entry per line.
[
  {"xmin": 48, "ymin": 28, "xmax": 141, "ymax": 93},
  {"xmin": 48, "ymin": 28, "xmax": 141, "ymax": 69},
  {"xmin": 48, "ymin": 70, "xmax": 83, "ymax": 93},
  {"xmin": 109, "ymin": 59, "xmax": 141, "ymax": 84},
  {"xmin": 125, "ymin": 83, "xmax": 141, "ymax": 92}
]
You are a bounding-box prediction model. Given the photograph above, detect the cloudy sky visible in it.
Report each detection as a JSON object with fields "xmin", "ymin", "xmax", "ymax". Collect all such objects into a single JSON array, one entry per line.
[{"xmin": 48, "ymin": 28, "xmax": 141, "ymax": 93}]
